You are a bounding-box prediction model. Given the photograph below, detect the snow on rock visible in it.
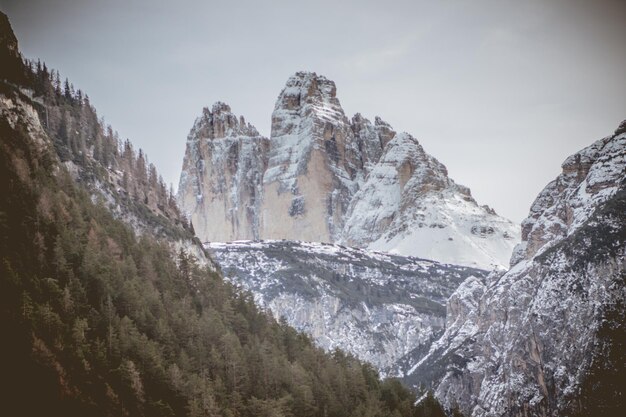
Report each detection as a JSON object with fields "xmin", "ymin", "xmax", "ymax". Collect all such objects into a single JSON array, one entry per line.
[
  {"xmin": 208, "ymin": 239, "xmax": 487, "ymax": 376},
  {"xmin": 341, "ymin": 132, "xmax": 519, "ymax": 270},
  {"xmin": 409, "ymin": 123, "xmax": 626, "ymax": 416},
  {"xmin": 261, "ymin": 71, "xmax": 361, "ymax": 242},
  {"xmin": 511, "ymin": 128, "xmax": 626, "ymax": 265}
]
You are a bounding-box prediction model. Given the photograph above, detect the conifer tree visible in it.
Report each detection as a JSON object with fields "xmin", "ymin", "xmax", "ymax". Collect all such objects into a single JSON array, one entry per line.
[{"xmin": 63, "ymin": 78, "xmax": 71, "ymax": 100}]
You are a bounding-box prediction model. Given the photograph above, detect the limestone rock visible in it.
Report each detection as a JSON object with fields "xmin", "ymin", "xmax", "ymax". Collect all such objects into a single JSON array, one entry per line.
[
  {"xmin": 261, "ymin": 71, "xmax": 361, "ymax": 242},
  {"xmin": 178, "ymin": 102, "xmax": 269, "ymax": 242}
]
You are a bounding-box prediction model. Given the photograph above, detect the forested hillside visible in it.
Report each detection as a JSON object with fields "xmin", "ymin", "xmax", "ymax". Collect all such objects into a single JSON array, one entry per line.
[{"xmin": 0, "ymin": 11, "xmax": 447, "ymax": 417}]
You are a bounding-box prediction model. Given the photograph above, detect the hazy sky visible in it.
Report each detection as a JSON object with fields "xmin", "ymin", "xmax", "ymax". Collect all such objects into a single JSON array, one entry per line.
[{"xmin": 2, "ymin": 0, "xmax": 625, "ymax": 223}]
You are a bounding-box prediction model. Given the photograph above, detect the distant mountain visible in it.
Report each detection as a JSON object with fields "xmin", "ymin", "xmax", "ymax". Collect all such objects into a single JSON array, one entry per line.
[
  {"xmin": 178, "ymin": 71, "xmax": 519, "ymax": 269},
  {"xmin": 208, "ymin": 240, "xmax": 487, "ymax": 377},
  {"xmin": 407, "ymin": 121, "xmax": 626, "ymax": 416}
]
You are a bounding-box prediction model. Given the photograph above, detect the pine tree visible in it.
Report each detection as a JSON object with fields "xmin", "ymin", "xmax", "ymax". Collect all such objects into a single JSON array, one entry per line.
[
  {"xmin": 63, "ymin": 78, "xmax": 71, "ymax": 100},
  {"xmin": 53, "ymin": 70, "xmax": 61, "ymax": 94}
]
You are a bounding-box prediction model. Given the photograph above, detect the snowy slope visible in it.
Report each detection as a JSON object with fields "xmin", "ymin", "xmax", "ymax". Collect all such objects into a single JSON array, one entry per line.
[
  {"xmin": 341, "ymin": 132, "xmax": 519, "ymax": 269},
  {"xmin": 208, "ymin": 239, "xmax": 487, "ymax": 376}
]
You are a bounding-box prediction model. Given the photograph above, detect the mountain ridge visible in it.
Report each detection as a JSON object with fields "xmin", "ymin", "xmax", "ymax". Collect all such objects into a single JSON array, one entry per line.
[{"xmin": 179, "ymin": 71, "xmax": 520, "ymax": 269}]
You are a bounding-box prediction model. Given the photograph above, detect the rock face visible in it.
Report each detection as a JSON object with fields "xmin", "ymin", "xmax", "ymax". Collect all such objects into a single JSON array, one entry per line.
[
  {"xmin": 208, "ymin": 239, "xmax": 487, "ymax": 376},
  {"xmin": 178, "ymin": 102, "xmax": 269, "ymax": 242},
  {"xmin": 261, "ymin": 72, "xmax": 361, "ymax": 242},
  {"xmin": 408, "ymin": 123, "xmax": 626, "ymax": 416},
  {"xmin": 178, "ymin": 72, "xmax": 519, "ymax": 269}
]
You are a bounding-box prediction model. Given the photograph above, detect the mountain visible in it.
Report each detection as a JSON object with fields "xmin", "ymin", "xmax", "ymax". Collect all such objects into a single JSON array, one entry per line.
[
  {"xmin": 407, "ymin": 122, "xmax": 626, "ymax": 416},
  {"xmin": 178, "ymin": 72, "xmax": 519, "ymax": 269},
  {"xmin": 0, "ymin": 12, "xmax": 436, "ymax": 417},
  {"xmin": 208, "ymin": 240, "xmax": 487, "ymax": 376}
]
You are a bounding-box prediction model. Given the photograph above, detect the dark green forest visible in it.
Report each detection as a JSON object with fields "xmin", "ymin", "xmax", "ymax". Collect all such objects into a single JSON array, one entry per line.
[{"xmin": 0, "ymin": 11, "xmax": 449, "ymax": 417}]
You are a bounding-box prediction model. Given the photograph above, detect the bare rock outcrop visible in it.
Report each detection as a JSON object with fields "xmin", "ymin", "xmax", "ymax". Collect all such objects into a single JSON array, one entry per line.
[
  {"xmin": 261, "ymin": 71, "xmax": 361, "ymax": 242},
  {"xmin": 178, "ymin": 102, "xmax": 269, "ymax": 242}
]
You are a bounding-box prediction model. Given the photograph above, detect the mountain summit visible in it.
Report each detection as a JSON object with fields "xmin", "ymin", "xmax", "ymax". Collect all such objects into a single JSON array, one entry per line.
[{"xmin": 178, "ymin": 72, "xmax": 519, "ymax": 269}]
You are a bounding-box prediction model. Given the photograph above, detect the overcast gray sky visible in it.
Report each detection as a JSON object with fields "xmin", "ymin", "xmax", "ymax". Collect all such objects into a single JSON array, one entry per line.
[{"xmin": 2, "ymin": 0, "xmax": 625, "ymax": 223}]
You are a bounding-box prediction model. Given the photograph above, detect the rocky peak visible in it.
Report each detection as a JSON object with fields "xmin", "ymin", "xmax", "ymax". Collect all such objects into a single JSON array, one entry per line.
[
  {"xmin": 180, "ymin": 72, "xmax": 519, "ymax": 268},
  {"xmin": 262, "ymin": 72, "xmax": 361, "ymax": 242},
  {"xmin": 178, "ymin": 103, "xmax": 269, "ymax": 242},
  {"xmin": 191, "ymin": 101, "xmax": 259, "ymax": 140},
  {"xmin": 211, "ymin": 101, "xmax": 231, "ymax": 113},
  {"xmin": 350, "ymin": 113, "xmax": 397, "ymax": 174},
  {"xmin": 341, "ymin": 132, "xmax": 453, "ymax": 245},
  {"xmin": 413, "ymin": 120, "xmax": 626, "ymax": 417},
  {"xmin": 341, "ymin": 129, "xmax": 518, "ymax": 269},
  {"xmin": 391, "ymin": 132, "xmax": 451, "ymax": 193},
  {"xmin": 271, "ymin": 71, "xmax": 350, "ymax": 140},
  {"xmin": 511, "ymin": 121, "xmax": 626, "ymax": 266},
  {"xmin": 274, "ymin": 71, "xmax": 339, "ymax": 111}
]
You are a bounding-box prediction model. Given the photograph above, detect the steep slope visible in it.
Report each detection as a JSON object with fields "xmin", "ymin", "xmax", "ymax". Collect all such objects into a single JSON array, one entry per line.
[
  {"xmin": 209, "ymin": 240, "xmax": 487, "ymax": 376},
  {"xmin": 408, "ymin": 122, "xmax": 626, "ymax": 416},
  {"xmin": 3, "ymin": 15, "xmax": 207, "ymax": 265},
  {"xmin": 0, "ymin": 12, "xmax": 431, "ymax": 417},
  {"xmin": 341, "ymin": 132, "xmax": 519, "ymax": 269},
  {"xmin": 179, "ymin": 71, "xmax": 519, "ymax": 268},
  {"xmin": 178, "ymin": 102, "xmax": 269, "ymax": 242}
]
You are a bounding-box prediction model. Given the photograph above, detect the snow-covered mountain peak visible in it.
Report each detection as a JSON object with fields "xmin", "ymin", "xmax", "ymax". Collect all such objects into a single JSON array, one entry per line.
[
  {"xmin": 261, "ymin": 72, "xmax": 361, "ymax": 241},
  {"xmin": 277, "ymin": 71, "xmax": 338, "ymax": 106},
  {"xmin": 178, "ymin": 102, "xmax": 269, "ymax": 242},
  {"xmin": 210, "ymin": 100, "xmax": 231, "ymax": 113},
  {"xmin": 272, "ymin": 71, "xmax": 347, "ymax": 132}
]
